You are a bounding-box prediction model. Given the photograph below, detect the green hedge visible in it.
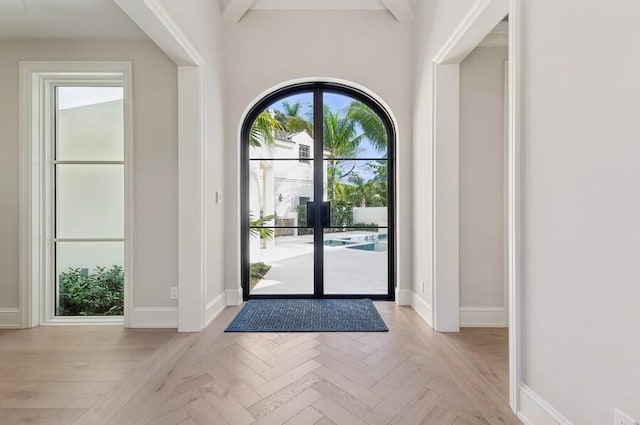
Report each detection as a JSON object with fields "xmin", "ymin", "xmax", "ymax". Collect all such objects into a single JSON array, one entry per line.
[{"xmin": 58, "ymin": 265, "xmax": 124, "ymax": 316}]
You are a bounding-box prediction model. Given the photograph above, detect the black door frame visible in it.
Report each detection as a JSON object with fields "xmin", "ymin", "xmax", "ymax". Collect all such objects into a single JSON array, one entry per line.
[{"xmin": 241, "ymin": 82, "xmax": 396, "ymax": 301}]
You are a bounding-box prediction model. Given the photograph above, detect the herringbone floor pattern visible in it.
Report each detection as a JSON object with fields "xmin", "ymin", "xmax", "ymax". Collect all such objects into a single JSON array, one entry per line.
[{"xmin": 0, "ymin": 303, "xmax": 521, "ymax": 425}]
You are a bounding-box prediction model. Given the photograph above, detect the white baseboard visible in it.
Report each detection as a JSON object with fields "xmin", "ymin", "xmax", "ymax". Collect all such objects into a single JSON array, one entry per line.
[
  {"xmin": 128, "ymin": 307, "xmax": 178, "ymax": 328},
  {"xmin": 205, "ymin": 292, "xmax": 227, "ymax": 327},
  {"xmin": 226, "ymin": 288, "xmax": 242, "ymax": 306},
  {"xmin": 396, "ymin": 288, "xmax": 412, "ymax": 305},
  {"xmin": 517, "ymin": 384, "xmax": 572, "ymax": 425},
  {"xmin": 0, "ymin": 308, "xmax": 21, "ymax": 329},
  {"xmin": 410, "ymin": 292, "xmax": 434, "ymax": 328},
  {"xmin": 459, "ymin": 306, "xmax": 507, "ymax": 327}
]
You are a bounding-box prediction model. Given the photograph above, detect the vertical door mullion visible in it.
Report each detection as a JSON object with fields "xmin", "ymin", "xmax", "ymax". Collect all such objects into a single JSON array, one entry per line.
[{"xmin": 313, "ymin": 88, "xmax": 324, "ymax": 297}]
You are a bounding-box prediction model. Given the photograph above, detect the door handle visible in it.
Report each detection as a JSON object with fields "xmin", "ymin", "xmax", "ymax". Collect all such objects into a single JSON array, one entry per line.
[
  {"xmin": 306, "ymin": 201, "xmax": 331, "ymax": 227},
  {"xmin": 321, "ymin": 202, "xmax": 330, "ymax": 227},
  {"xmin": 306, "ymin": 201, "xmax": 315, "ymax": 226}
]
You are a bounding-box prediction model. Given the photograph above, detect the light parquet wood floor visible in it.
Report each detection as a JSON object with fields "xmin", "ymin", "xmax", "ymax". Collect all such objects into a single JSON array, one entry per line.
[{"xmin": 0, "ymin": 303, "xmax": 521, "ymax": 425}]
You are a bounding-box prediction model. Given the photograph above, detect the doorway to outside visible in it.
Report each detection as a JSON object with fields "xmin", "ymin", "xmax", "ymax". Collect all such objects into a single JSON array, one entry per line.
[{"xmin": 241, "ymin": 83, "xmax": 395, "ymax": 300}]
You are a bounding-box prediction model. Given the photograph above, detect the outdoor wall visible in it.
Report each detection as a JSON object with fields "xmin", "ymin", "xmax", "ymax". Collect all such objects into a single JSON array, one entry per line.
[
  {"xmin": 0, "ymin": 40, "xmax": 178, "ymax": 321},
  {"xmin": 56, "ymin": 100, "xmax": 125, "ymax": 275},
  {"xmin": 519, "ymin": 0, "xmax": 640, "ymax": 423},
  {"xmin": 411, "ymin": 0, "xmax": 475, "ymax": 317},
  {"xmin": 222, "ymin": 10, "xmax": 413, "ymax": 299},
  {"xmin": 353, "ymin": 207, "xmax": 387, "ymax": 227},
  {"xmin": 157, "ymin": 0, "xmax": 228, "ymax": 316},
  {"xmin": 459, "ymin": 46, "xmax": 507, "ymax": 314}
]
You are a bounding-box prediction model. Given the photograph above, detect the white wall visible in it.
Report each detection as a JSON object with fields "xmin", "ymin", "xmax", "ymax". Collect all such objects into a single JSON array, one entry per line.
[
  {"xmin": 519, "ymin": 0, "xmax": 640, "ymax": 423},
  {"xmin": 222, "ymin": 10, "xmax": 413, "ymax": 298},
  {"xmin": 411, "ymin": 0, "xmax": 475, "ymax": 313},
  {"xmin": 353, "ymin": 207, "xmax": 388, "ymax": 227},
  {"xmin": 459, "ymin": 46, "xmax": 507, "ymax": 310},
  {"xmin": 0, "ymin": 40, "xmax": 178, "ymax": 314},
  {"xmin": 157, "ymin": 0, "xmax": 228, "ymax": 312}
]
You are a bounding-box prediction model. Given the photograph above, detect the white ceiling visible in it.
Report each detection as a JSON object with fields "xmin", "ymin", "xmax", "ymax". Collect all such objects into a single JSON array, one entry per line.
[
  {"xmin": 0, "ymin": 0, "xmax": 147, "ymax": 40},
  {"xmin": 250, "ymin": 0, "xmax": 388, "ymax": 10}
]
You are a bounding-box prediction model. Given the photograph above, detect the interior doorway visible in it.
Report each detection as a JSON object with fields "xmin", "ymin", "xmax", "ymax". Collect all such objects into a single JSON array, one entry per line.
[
  {"xmin": 241, "ymin": 83, "xmax": 396, "ymax": 300},
  {"xmin": 430, "ymin": 0, "xmax": 521, "ymax": 412}
]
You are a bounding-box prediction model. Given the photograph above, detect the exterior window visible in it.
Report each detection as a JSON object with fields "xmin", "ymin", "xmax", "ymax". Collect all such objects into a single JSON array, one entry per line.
[
  {"xmin": 299, "ymin": 144, "xmax": 310, "ymax": 163},
  {"xmin": 54, "ymin": 86, "xmax": 125, "ymax": 317}
]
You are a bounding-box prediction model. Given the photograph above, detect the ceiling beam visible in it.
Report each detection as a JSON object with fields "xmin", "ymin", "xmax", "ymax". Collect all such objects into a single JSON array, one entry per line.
[
  {"xmin": 113, "ymin": 0, "xmax": 203, "ymax": 66},
  {"xmin": 223, "ymin": 0, "xmax": 256, "ymax": 23},
  {"xmin": 381, "ymin": 0, "xmax": 414, "ymax": 24}
]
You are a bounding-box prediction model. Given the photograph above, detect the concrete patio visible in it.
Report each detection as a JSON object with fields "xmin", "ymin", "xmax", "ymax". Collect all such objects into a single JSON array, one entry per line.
[{"xmin": 251, "ymin": 230, "xmax": 388, "ymax": 295}]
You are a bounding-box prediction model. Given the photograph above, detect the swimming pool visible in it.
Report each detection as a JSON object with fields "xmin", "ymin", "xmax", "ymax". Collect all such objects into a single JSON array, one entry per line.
[{"xmin": 320, "ymin": 234, "xmax": 388, "ymax": 252}]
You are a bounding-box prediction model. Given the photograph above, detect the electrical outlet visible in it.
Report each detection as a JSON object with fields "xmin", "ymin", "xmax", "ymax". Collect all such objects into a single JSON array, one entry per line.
[
  {"xmin": 170, "ymin": 286, "xmax": 179, "ymax": 300},
  {"xmin": 615, "ymin": 409, "xmax": 639, "ymax": 425}
]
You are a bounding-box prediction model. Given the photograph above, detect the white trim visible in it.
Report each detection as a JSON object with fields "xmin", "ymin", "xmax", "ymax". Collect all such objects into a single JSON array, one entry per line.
[
  {"xmin": 38, "ymin": 317, "xmax": 124, "ymax": 326},
  {"xmin": 478, "ymin": 33, "xmax": 509, "ymax": 47},
  {"xmin": 19, "ymin": 61, "xmax": 133, "ymax": 328},
  {"xmin": 409, "ymin": 292, "xmax": 433, "ymax": 329},
  {"xmin": 508, "ymin": 0, "xmax": 523, "ymax": 412},
  {"xmin": 226, "ymin": 288, "xmax": 243, "ymax": 306},
  {"xmin": 122, "ymin": 63, "xmax": 135, "ymax": 329},
  {"xmin": 429, "ymin": 0, "xmax": 521, "ymax": 414},
  {"xmin": 433, "ymin": 0, "xmax": 508, "ymax": 64},
  {"xmin": 380, "ymin": 0, "xmax": 414, "ymax": 24},
  {"xmin": 0, "ymin": 309, "xmax": 22, "ymax": 329},
  {"xmin": 177, "ymin": 66, "xmax": 206, "ymax": 332},
  {"xmin": 517, "ymin": 385, "xmax": 573, "ymax": 425},
  {"xmin": 459, "ymin": 307, "xmax": 507, "ymax": 327},
  {"xmin": 113, "ymin": 0, "xmax": 203, "ymax": 66},
  {"xmin": 395, "ymin": 288, "xmax": 412, "ymax": 305},
  {"xmin": 431, "ymin": 62, "xmax": 460, "ymax": 333},
  {"xmin": 223, "ymin": 0, "xmax": 257, "ymax": 23},
  {"xmin": 117, "ymin": 0, "xmax": 208, "ymax": 332},
  {"xmin": 205, "ymin": 292, "xmax": 227, "ymax": 328},
  {"xmin": 479, "ymin": 20, "xmax": 509, "ymax": 47},
  {"xmin": 128, "ymin": 307, "xmax": 178, "ymax": 329}
]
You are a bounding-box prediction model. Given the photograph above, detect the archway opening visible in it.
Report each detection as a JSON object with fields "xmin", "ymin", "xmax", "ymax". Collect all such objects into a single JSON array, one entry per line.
[{"xmin": 240, "ymin": 82, "xmax": 396, "ymax": 300}]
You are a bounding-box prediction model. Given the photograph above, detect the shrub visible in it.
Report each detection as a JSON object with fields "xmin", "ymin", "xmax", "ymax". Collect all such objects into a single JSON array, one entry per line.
[
  {"xmin": 58, "ymin": 265, "xmax": 124, "ymax": 316},
  {"xmin": 348, "ymin": 223, "xmax": 379, "ymax": 232},
  {"xmin": 250, "ymin": 262, "xmax": 271, "ymax": 290}
]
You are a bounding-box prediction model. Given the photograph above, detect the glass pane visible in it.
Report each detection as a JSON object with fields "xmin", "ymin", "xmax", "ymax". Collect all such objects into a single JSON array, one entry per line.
[
  {"xmin": 323, "ymin": 228, "xmax": 388, "ymax": 295},
  {"xmin": 56, "ymin": 164, "xmax": 124, "ymax": 239},
  {"xmin": 323, "ymin": 159, "xmax": 388, "ymax": 228},
  {"xmin": 249, "ymin": 92, "xmax": 314, "ymax": 159},
  {"xmin": 249, "ymin": 228, "xmax": 314, "ymax": 295},
  {"xmin": 249, "ymin": 160, "xmax": 314, "ymax": 227},
  {"xmin": 323, "ymin": 92, "xmax": 387, "ymax": 160},
  {"xmin": 57, "ymin": 86, "xmax": 124, "ymax": 161},
  {"xmin": 56, "ymin": 241, "xmax": 124, "ymax": 316}
]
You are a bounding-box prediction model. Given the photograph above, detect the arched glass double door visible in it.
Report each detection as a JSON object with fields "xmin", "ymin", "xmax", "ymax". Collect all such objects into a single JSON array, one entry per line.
[{"xmin": 241, "ymin": 83, "xmax": 395, "ymax": 300}]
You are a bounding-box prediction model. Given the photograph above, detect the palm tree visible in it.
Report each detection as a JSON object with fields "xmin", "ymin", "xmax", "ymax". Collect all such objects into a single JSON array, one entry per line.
[
  {"xmin": 275, "ymin": 101, "xmax": 313, "ymax": 135},
  {"xmin": 249, "ymin": 110, "xmax": 283, "ymax": 147},
  {"xmin": 346, "ymin": 101, "xmax": 387, "ymax": 155},
  {"xmin": 323, "ymin": 101, "xmax": 387, "ymax": 205}
]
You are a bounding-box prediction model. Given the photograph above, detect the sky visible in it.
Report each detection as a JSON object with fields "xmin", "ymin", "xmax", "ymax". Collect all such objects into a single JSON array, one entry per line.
[
  {"xmin": 270, "ymin": 92, "xmax": 386, "ymax": 160},
  {"xmin": 57, "ymin": 86, "xmax": 123, "ymax": 110}
]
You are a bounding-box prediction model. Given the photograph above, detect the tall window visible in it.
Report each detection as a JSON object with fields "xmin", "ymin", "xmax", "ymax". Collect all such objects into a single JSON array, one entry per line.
[{"xmin": 54, "ymin": 86, "xmax": 125, "ymax": 317}]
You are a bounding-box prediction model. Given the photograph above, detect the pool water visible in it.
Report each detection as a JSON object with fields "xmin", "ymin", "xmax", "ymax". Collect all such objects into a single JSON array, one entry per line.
[{"xmin": 320, "ymin": 234, "xmax": 388, "ymax": 252}]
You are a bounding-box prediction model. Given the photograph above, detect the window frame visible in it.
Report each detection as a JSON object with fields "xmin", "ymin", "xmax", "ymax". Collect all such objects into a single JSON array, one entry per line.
[
  {"xmin": 19, "ymin": 62, "xmax": 133, "ymax": 326},
  {"xmin": 240, "ymin": 82, "xmax": 396, "ymax": 301},
  {"xmin": 298, "ymin": 144, "xmax": 311, "ymax": 164}
]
